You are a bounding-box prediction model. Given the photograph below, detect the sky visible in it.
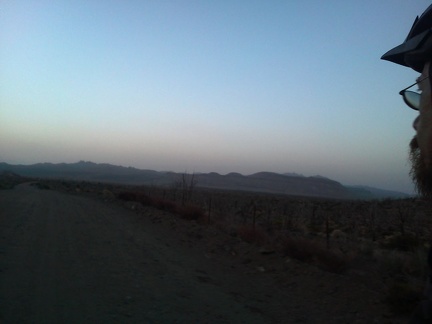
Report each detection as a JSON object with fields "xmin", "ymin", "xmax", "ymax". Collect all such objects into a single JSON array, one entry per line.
[{"xmin": 1, "ymin": 1, "xmax": 431, "ymax": 194}]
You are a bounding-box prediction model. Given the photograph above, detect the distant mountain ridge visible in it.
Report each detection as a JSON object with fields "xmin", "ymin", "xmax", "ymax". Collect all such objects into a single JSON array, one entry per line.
[{"xmin": 0, "ymin": 161, "xmax": 411, "ymax": 200}]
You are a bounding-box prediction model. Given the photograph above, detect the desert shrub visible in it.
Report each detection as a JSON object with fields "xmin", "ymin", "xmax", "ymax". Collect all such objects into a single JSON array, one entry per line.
[
  {"xmin": 118, "ymin": 190, "xmax": 205, "ymax": 220},
  {"xmin": 358, "ymin": 239, "xmax": 375, "ymax": 256},
  {"xmin": 381, "ymin": 233, "xmax": 421, "ymax": 252},
  {"xmin": 102, "ymin": 189, "xmax": 114, "ymax": 199},
  {"xmin": 118, "ymin": 191, "xmax": 138, "ymax": 201},
  {"xmin": 386, "ymin": 282, "xmax": 422, "ymax": 315},
  {"xmin": 0, "ymin": 182, "xmax": 12, "ymax": 190},
  {"xmin": 281, "ymin": 236, "xmax": 350, "ymax": 273},
  {"xmin": 176, "ymin": 203, "xmax": 205, "ymax": 220},
  {"xmin": 0, "ymin": 172, "xmax": 29, "ymax": 189},
  {"xmin": 118, "ymin": 191, "xmax": 152, "ymax": 206},
  {"xmin": 330, "ymin": 229, "xmax": 347, "ymax": 240},
  {"xmin": 376, "ymin": 248, "xmax": 428, "ymax": 279},
  {"xmin": 315, "ymin": 249, "xmax": 350, "ymax": 273},
  {"xmin": 136, "ymin": 194, "xmax": 153, "ymax": 206},
  {"xmin": 237, "ymin": 225, "xmax": 267, "ymax": 245},
  {"xmin": 151, "ymin": 196, "xmax": 176, "ymax": 212},
  {"xmin": 410, "ymin": 248, "xmax": 429, "ymax": 278},
  {"xmin": 281, "ymin": 237, "xmax": 316, "ymax": 262}
]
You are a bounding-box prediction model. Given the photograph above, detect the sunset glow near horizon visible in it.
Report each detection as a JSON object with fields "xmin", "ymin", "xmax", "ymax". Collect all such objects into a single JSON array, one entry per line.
[{"xmin": 2, "ymin": 1, "xmax": 430, "ymax": 194}]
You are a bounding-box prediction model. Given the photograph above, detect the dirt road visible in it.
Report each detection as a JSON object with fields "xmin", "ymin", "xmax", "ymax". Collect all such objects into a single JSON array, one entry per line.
[{"xmin": 0, "ymin": 183, "xmax": 402, "ymax": 323}]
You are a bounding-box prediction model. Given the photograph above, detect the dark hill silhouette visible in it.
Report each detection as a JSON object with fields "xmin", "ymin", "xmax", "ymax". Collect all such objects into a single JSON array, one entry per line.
[
  {"xmin": 0, "ymin": 161, "xmax": 411, "ymax": 199},
  {"xmin": 195, "ymin": 171, "xmax": 351, "ymax": 199}
]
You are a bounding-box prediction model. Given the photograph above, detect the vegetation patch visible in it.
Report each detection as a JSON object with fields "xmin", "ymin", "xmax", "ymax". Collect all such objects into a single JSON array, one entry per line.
[
  {"xmin": 386, "ymin": 282, "xmax": 422, "ymax": 315},
  {"xmin": 380, "ymin": 233, "xmax": 422, "ymax": 252},
  {"xmin": 375, "ymin": 248, "xmax": 428, "ymax": 279},
  {"xmin": 175, "ymin": 203, "xmax": 205, "ymax": 220},
  {"xmin": 282, "ymin": 236, "xmax": 316, "ymax": 262},
  {"xmin": 0, "ymin": 171, "xmax": 29, "ymax": 189},
  {"xmin": 281, "ymin": 236, "xmax": 350, "ymax": 273},
  {"xmin": 118, "ymin": 191, "xmax": 153, "ymax": 206},
  {"xmin": 118, "ymin": 190, "xmax": 205, "ymax": 221},
  {"xmin": 237, "ymin": 225, "xmax": 267, "ymax": 245},
  {"xmin": 39, "ymin": 178, "xmax": 432, "ymax": 315}
]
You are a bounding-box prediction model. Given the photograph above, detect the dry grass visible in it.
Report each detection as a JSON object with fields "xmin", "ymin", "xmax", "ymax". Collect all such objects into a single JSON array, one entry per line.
[
  {"xmin": 380, "ymin": 233, "xmax": 422, "ymax": 252},
  {"xmin": 281, "ymin": 236, "xmax": 350, "ymax": 273},
  {"xmin": 117, "ymin": 191, "xmax": 152, "ymax": 206},
  {"xmin": 237, "ymin": 225, "xmax": 267, "ymax": 245},
  {"xmin": 118, "ymin": 190, "xmax": 205, "ymax": 221},
  {"xmin": 175, "ymin": 203, "xmax": 205, "ymax": 220}
]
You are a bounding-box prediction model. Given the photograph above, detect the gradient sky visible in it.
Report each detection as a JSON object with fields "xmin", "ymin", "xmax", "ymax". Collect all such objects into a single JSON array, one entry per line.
[{"xmin": 1, "ymin": 1, "xmax": 431, "ymax": 194}]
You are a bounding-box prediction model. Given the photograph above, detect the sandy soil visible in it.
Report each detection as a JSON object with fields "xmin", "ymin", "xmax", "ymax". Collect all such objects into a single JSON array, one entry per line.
[{"xmin": 0, "ymin": 183, "xmax": 406, "ymax": 323}]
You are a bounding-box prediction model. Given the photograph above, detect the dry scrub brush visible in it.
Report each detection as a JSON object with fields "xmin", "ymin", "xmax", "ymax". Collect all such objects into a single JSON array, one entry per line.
[
  {"xmin": 280, "ymin": 236, "xmax": 351, "ymax": 273},
  {"xmin": 51, "ymin": 180, "xmax": 432, "ymax": 316},
  {"xmin": 115, "ymin": 184, "xmax": 432, "ymax": 315},
  {"xmin": 118, "ymin": 190, "xmax": 205, "ymax": 220}
]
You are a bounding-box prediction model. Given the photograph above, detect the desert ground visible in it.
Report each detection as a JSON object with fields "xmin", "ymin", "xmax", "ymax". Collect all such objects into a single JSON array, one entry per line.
[{"xmin": 0, "ymin": 181, "xmax": 413, "ymax": 323}]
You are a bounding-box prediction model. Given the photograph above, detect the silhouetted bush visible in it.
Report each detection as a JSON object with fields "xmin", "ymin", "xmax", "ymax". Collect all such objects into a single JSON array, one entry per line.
[
  {"xmin": 381, "ymin": 233, "xmax": 421, "ymax": 252},
  {"xmin": 386, "ymin": 282, "xmax": 422, "ymax": 315},
  {"xmin": 118, "ymin": 190, "xmax": 204, "ymax": 220},
  {"xmin": 151, "ymin": 196, "xmax": 177, "ymax": 212},
  {"xmin": 237, "ymin": 225, "xmax": 267, "ymax": 244},
  {"xmin": 282, "ymin": 236, "xmax": 316, "ymax": 262},
  {"xmin": 118, "ymin": 191, "xmax": 152, "ymax": 206},
  {"xmin": 281, "ymin": 236, "xmax": 349, "ymax": 273},
  {"xmin": 118, "ymin": 191, "xmax": 138, "ymax": 201},
  {"xmin": 176, "ymin": 203, "xmax": 205, "ymax": 220},
  {"xmin": 315, "ymin": 249, "xmax": 349, "ymax": 273}
]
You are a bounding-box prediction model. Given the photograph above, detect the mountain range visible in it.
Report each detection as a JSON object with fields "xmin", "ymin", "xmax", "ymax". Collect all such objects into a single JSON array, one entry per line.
[{"xmin": 0, "ymin": 161, "xmax": 411, "ymax": 200}]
